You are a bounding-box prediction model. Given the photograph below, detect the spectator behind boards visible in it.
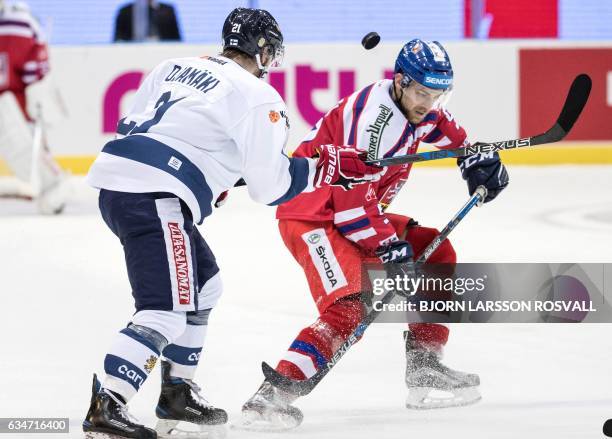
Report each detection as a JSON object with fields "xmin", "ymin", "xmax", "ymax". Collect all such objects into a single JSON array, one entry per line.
[{"xmin": 113, "ymin": 0, "xmax": 181, "ymax": 42}]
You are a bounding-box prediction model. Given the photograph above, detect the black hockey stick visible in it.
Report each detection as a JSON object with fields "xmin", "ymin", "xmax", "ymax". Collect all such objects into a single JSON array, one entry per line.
[
  {"xmin": 261, "ymin": 186, "xmax": 487, "ymax": 396},
  {"xmin": 365, "ymin": 74, "xmax": 592, "ymax": 167}
]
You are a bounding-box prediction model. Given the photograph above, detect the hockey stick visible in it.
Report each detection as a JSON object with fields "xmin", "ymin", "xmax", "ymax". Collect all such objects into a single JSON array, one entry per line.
[
  {"xmin": 365, "ymin": 74, "xmax": 592, "ymax": 167},
  {"xmin": 261, "ymin": 186, "xmax": 487, "ymax": 396}
]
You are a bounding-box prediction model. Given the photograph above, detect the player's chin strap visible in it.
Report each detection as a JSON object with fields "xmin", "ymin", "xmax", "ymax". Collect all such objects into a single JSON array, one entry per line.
[
  {"xmin": 255, "ymin": 54, "xmax": 269, "ymax": 78},
  {"xmin": 255, "ymin": 45, "xmax": 284, "ymax": 78},
  {"xmin": 391, "ymin": 77, "xmax": 411, "ymax": 119}
]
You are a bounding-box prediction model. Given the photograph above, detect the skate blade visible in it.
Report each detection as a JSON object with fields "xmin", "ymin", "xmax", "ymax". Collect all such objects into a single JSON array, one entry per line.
[
  {"xmin": 155, "ymin": 419, "xmax": 227, "ymax": 438},
  {"xmin": 84, "ymin": 432, "xmax": 133, "ymax": 439},
  {"xmin": 406, "ymin": 386, "xmax": 481, "ymax": 410},
  {"xmin": 232, "ymin": 410, "xmax": 301, "ymax": 432}
]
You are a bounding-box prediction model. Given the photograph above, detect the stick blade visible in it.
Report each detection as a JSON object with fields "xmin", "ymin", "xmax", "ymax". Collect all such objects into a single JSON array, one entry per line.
[
  {"xmin": 261, "ymin": 362, "xmax": 316, "ymax": 396},
  {"xmin": 557, "ymin": 73, "xmax": 591, "ymax": 133}
]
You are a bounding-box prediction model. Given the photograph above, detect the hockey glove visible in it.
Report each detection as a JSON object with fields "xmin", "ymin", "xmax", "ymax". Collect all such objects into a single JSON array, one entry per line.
[
  {"xmin": 375, "ymin": 240, "xmax": 417, "ymax": 297},
  {"xmin": 214, "ymin": 179, "xmax": 248, "ymax": 208},
  {"xmin": 314, "ymin": 144, "xmax": 383, "ymax": 190},
  {"xmin": 214, "ymin": 190, "xmax": 229, "ymax": 208},
  {"xmin": 457, "ymin": 151, "xmax": 509, "ymax": 203}
]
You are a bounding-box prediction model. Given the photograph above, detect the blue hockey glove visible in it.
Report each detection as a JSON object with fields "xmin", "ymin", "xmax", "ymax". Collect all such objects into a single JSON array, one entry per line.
[
  {"xmin": 457, "ymin": 151, "xmax": 509, "ymax": 203},
  {"xmin": 376, "ymin": 240, "xmax": 413, "ymax": 264},
  {"xmin": 375, "ymin": 241, "xmax": 417, "ymax": 297}
]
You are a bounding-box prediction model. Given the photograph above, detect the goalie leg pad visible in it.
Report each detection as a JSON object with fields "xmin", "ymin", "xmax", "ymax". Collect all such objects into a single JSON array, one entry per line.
[{"xmin": 0, "ymin": 91, "xmax": 34, "ymax": 182}]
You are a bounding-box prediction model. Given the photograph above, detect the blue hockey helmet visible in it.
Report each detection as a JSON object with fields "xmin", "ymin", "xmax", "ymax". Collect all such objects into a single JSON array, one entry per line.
[{"xmin": 394, "ymin": 39, "xmax": 453, "ymax": 91}]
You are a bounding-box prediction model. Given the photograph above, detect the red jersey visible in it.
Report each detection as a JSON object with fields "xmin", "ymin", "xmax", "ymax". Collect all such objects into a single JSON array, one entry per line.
[
  {"xmin": 0, "ymin": 3, "xmax": 49, "ymax": 117},
  {"xmin": 277, "ymin": 79, "xmax": 469, "ymax": 253}
]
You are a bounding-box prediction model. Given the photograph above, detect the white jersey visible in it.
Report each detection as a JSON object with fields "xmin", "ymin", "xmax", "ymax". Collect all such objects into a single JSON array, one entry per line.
[{"xmin": 87, "ymin": 55, "xmax": 316, "ymax": 223}]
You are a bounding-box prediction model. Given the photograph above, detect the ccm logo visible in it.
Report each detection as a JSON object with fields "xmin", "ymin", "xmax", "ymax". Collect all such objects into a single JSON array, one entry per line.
[
  {"xmin": 118, "ymin": 365, "xmax": 144, "ymax": 387},
  {"xmin": 380, "ymin": 247, "xmax": 407, "ymax": 263},
  {"xmin": 188, "ymin": 352, "xmax": 201, "ymax": 362}
]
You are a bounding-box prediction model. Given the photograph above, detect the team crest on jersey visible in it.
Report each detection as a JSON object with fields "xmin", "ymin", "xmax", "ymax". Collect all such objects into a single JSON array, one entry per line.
[
  {"xmin": 144, "ymin": 355, "xmax": 157, "ymax": 373},
  {"xmin": 269, "ymin": 110, "xmax": 281, "ymax": 123}
]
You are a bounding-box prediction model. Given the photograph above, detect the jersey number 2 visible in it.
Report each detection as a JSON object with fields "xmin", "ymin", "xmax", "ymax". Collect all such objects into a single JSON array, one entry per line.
[{"xmin": 117, "ymin": 91, "xmax": 184, "ymax": 136}]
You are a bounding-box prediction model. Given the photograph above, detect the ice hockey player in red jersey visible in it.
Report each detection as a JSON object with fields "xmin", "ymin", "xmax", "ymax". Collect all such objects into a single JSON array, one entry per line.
[
  {"xmin": 0, "ymin": 0, "xmax": 67, "ymax": 213},
  {"xmin": 240, "ymin": 39, "xmax": 509, "ymax": 430}
]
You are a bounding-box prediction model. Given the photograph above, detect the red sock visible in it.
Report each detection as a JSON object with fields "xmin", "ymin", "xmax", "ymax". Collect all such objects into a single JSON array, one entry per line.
[
  {"xmin": 277, "ymin": 296, "xmax": 364, "ymax": 380},
  {"xmin": 408, "ymin": 323, "xmax": 449, "ymax": 351}
]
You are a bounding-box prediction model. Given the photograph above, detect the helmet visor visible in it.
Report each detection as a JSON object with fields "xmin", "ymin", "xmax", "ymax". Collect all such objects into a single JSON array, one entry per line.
[
  {"xmin": 267, "ymin": 43, "xmax": 285, "ymax": 68},
  {"xmin": 403, "ymin": 78, "xmax": 453, "ymax": 109}
]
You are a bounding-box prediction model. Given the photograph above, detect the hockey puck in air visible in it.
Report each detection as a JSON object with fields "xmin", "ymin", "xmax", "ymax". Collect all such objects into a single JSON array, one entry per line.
[{"xmin": 361, "ymin": 32, "xmax": 380, "ymax": 50}]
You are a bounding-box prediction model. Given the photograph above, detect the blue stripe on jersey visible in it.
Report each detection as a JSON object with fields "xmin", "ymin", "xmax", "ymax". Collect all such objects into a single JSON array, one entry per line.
[
  {"xmin": 423, "ymin": 112, "xmax": 438, "ymax": 123},
  {"xmin": 163, "ymin": 344, "xmax": 202, "ymax": 365},
  {"xmin": 268, "ymin": 157, "xmax": 310, "ymax": 206},
  {"xmin": 102, "ymin": 135, "xmax": 213, "ymax": 223},
  {"xmin": 423, "ymin": 127, "xmax": 442, "ymax": 143},
  {"xmin": 290, "ymin": 340, "xmax": 327, "ymax": 369},
  {"xmin": 104, "ymin": 354, "xmax": 148, "ymax": 390},
  {"xmin": 384, "ymin": 122, "xmax": 413, "ymax": 158},
  {"xmin": 347, "ymin": 84, "xmax": 374, "ymax": 146},
  {"xmin": 120, "ymin": 327, "xmax": 161, "ymax": 356},
  {"xmin": 337, "ymin": 217, "xmax": 371, "ymax": 234}
]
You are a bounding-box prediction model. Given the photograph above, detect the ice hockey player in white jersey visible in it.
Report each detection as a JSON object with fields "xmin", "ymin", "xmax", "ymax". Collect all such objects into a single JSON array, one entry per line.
[{"xmin": 83, "ymin": 7, "xmax": 381, "ymax": 439}]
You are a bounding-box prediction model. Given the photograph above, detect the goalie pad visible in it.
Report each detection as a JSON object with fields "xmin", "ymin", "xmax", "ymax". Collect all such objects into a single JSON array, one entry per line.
[
  {"xmin": 0, "ymin": 91, "xmax": 68, "ymax": 213},
  {"xmin": 25, "ymin": 75, "xmax": 69, "ymax": 127},
  {"xmin": 0, "ymin": 91, "xmax": 35, "ymax": 182}
]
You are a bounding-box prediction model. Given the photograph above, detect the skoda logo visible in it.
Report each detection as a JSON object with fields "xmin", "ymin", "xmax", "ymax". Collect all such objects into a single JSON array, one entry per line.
[{"xmin": 308, "ymin": 233, "xmax": 321, "ymax": 244}]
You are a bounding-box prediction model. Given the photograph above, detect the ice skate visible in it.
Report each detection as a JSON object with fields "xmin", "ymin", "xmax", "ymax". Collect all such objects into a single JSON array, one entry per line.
[
  {"xmin": 154, "ymin": 360, "xmax": 227, "ymax": 438},
  {"xmin": 82, "ymin": 374, "xmax": 157, "ymax": 439},
  {"xmin": 238, "ymin": 380, "xmax": 303, "ymax": 431},
  {"xmin": 404, "ymin": 331, "xmax": 481, "ymax": 409}
]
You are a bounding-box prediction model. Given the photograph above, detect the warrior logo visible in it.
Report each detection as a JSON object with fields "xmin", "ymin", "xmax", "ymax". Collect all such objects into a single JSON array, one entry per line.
[
  {"xmin": 280, "ymin": 110, "xmax": 291, "ymax": 128},
  {"xmin": 366, "ymin": 104, "xmax": 393, "ymax": 161},
  {"xmin": 168, "ymin": 222, "xmax": 191, "ymax": 305}
]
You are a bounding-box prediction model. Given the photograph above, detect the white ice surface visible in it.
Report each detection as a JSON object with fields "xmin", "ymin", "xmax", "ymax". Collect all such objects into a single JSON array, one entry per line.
[{"xmin": 1, "ymin": 166, "xmax": 612, "ymax": 438}]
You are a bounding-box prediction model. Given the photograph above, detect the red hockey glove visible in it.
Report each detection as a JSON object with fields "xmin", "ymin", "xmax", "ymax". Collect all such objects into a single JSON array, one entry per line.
[
  {"xmin": 313, "ymin": 144, "xmax": 384, "ymax": 190},
  {"xmin": 214, "ymin": 190, "xmax": 229, "ymax": 208}
]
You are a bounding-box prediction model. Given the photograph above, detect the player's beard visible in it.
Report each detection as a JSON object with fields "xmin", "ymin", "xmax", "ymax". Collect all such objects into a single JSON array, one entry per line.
[{"xmin": 407, "ymin": 106, "xmax": 429, "ymax": 124}]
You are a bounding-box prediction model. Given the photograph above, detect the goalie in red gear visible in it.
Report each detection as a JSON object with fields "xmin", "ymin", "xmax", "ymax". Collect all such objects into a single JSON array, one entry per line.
[
  {"xmin": 240, "ymin": 38, "xmax": 510, "ymax": 431},
  {"xmin": 0, "ymin": 0, "xmax": 68, "ymax": 214}
]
